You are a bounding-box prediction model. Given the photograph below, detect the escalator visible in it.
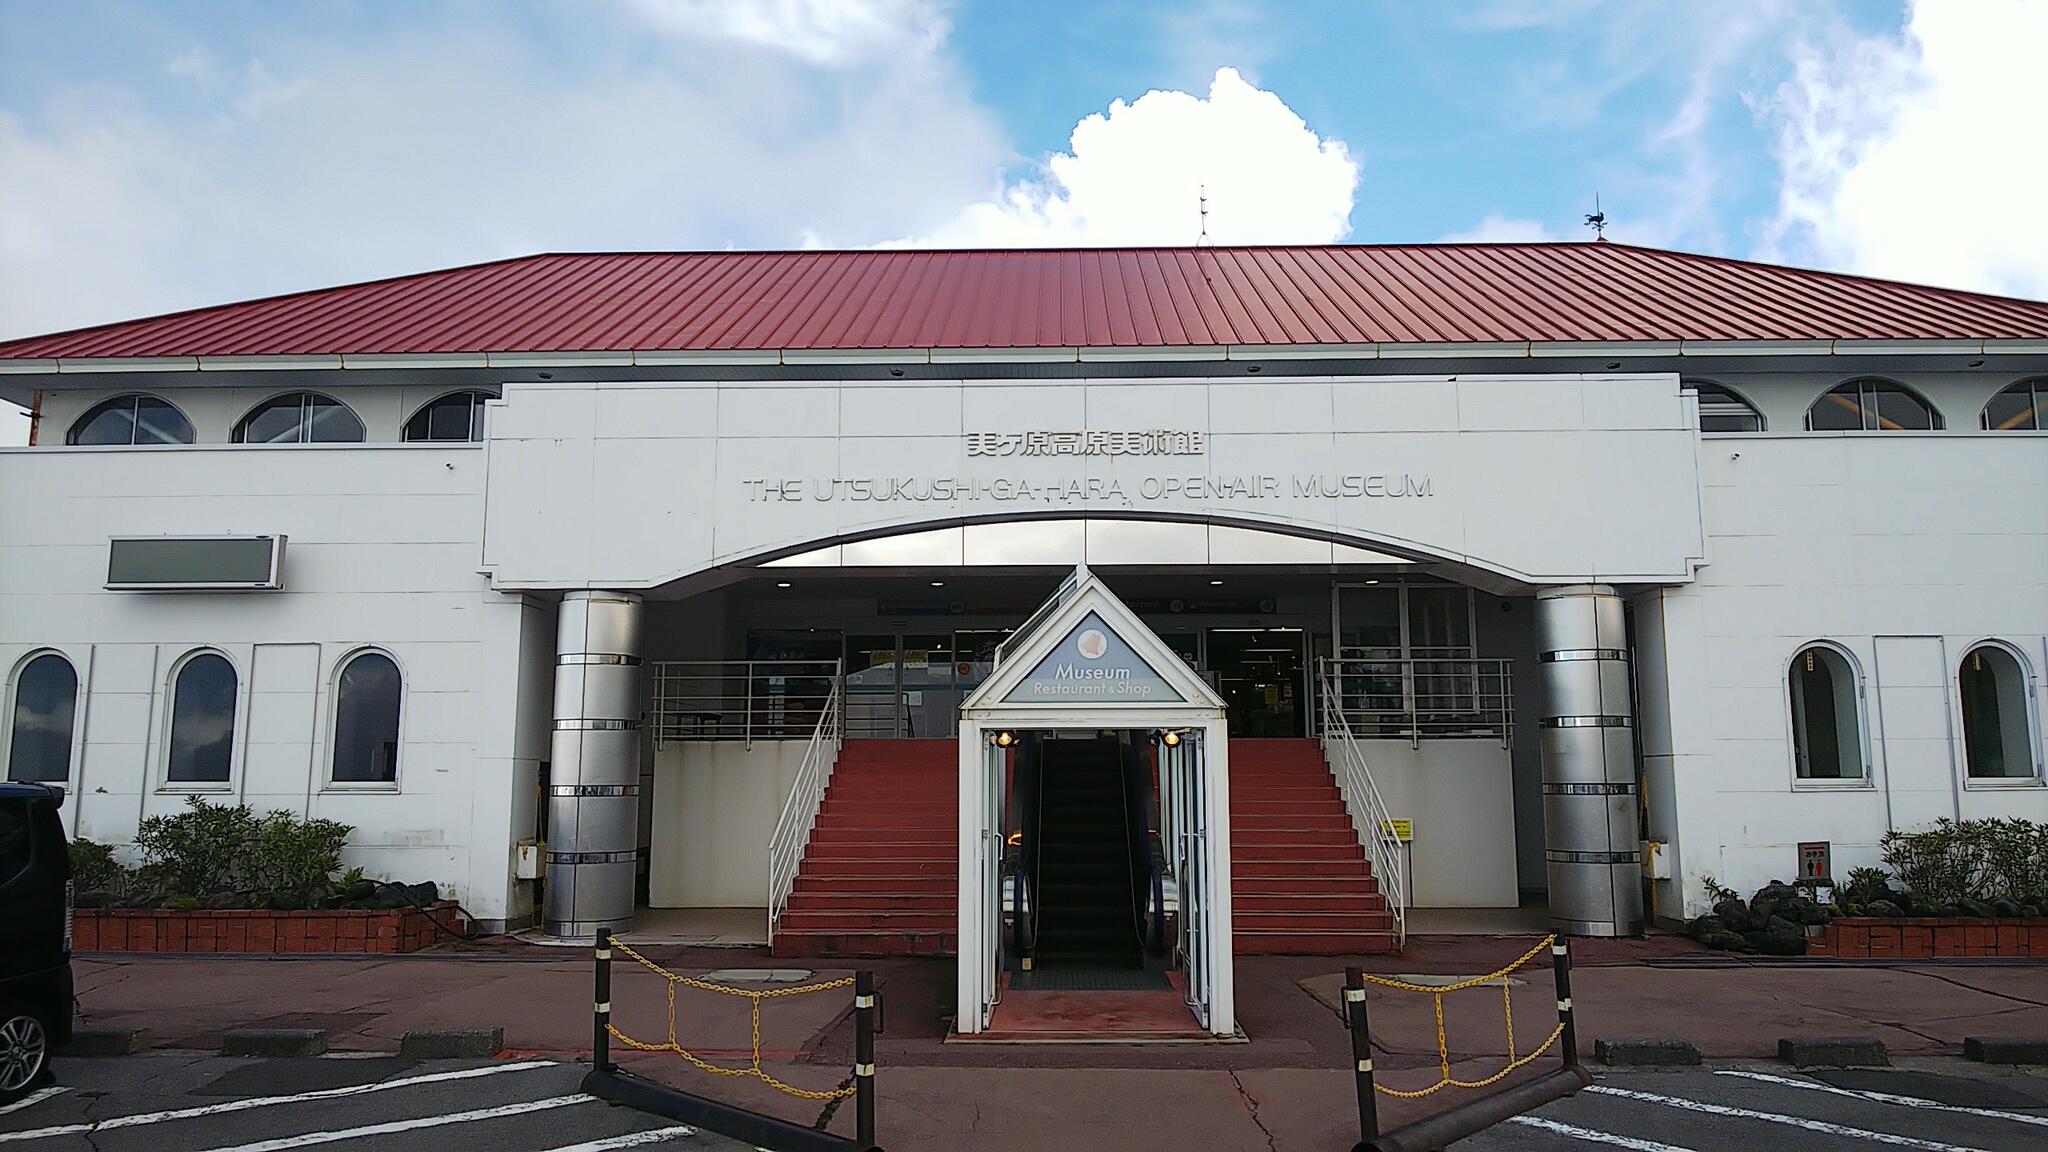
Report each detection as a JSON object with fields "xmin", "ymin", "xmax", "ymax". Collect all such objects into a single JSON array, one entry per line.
[{"xmin": 1026, "ymin": 735, "xmax": 1149, "ymax": 970}]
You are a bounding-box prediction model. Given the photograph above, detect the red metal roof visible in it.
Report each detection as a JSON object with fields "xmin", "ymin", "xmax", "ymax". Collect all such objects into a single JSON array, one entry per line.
[{"xmin": 6, "ymin": 243, "xmax": 2048, "ymax": 360}]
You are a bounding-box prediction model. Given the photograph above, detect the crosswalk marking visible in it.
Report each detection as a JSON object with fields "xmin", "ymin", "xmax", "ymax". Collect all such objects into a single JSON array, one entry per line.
[
  {"xmin": 535, "ymin": 1126, "xmax": 699, "ymax": 1152},
  {"xmin": 193, "ymin": 1093, "xmax": 593, "ymax": 1152},
  {"xmin": 1714, "ymin": 1070, "xmax": 2048, "ymax": 1129},
  {"xmin": 1507, "ymin": 1115, "xmax": 1702, "ymax": 1151},
  {"xmin": 0, "ymin": 1059, "xmax": 554, "ymax": 1143},
  {"xmin": 1585, "ymin": 1085, "xmax": 1997, "ymax": 1152},
  {"xmin": 0, "ymin": 1088, "xmax": 68, "ymax": 1117}
]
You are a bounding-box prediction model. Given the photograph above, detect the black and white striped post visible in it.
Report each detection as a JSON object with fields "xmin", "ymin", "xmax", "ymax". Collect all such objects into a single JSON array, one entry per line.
[
  {"xmin": 1343, "ymin": 966, "xmax": 1379, "ymax": 1149},
  {"xmin": 1550, "ymin": 936, "xmax": 1578, "ymax": 1069},
  {"xmin": 853, "ymin": 970, "xmax": 879, "ymax": 1150},
  {"xmin": 593, "ymin": 927, "xmax": 613, "ymax": 1075}
]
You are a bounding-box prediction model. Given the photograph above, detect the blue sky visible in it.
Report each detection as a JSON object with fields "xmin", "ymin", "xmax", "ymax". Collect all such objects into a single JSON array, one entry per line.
[{"xmin": 0, "ymin": 0, "xmax": 2042, "ymax": 356}]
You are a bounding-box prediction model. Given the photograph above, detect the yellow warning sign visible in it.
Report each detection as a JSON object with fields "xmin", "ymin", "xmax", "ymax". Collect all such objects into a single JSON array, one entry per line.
[{"xmin": 1381, "ymin": 819, "xmax": 1413, "ymax": 842}]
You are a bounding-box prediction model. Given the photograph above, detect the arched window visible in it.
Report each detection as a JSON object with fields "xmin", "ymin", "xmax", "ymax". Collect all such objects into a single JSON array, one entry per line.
[
  {"xmin": 1684, "ymin": 381, "xmax": 1764, "ymax": 432},
  {"xmin": 67, "ymin": 394, "xmax": 195, "ymax": 445},
  {"xmin": 402, "ymin": 390, "xmax": 495, "ymax": 442},
  {"xmin": 1959, "ymin": 644, "xmax": 2038, "ymax": 780},
  {"xmin": 232, "ymin": 392, "xmax": 365, "ymax": 444},
  {"xmin": 6, "ymin": 653, "xmax": 77, "ymax": 783},
  {"xmin": 331, "ymin": 651, "xmax": 401, "ymax": 785},
  {"xmin": 1982, "ymin": 378, "xmax": 2047, "ymax": 431},
  {"xmin": 166, "ymin": 652, "xmax": 237, "ymax": 785},
  {"xmin": 1806, "ymin": 378, "xmax": 1942, "ymax": 431},
  {"xmin": 1789, "ymin": 644, "xmax": 1864, "ymax": 781}
]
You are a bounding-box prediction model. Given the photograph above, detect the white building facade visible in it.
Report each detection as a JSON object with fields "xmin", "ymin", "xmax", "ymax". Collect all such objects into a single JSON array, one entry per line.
[{"xmin": 3, "ymin": 244, "xmax": 2044, "ymax": 954}]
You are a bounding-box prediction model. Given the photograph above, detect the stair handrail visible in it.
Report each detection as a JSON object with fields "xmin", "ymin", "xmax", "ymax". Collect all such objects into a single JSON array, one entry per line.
[
  {"xmin": 1317, "ymin": 659, "xmax": 1407, "ymax": 945},
  {"xmin": 766, "ymin": 665, "xmax": 845, "ymax": 943}
]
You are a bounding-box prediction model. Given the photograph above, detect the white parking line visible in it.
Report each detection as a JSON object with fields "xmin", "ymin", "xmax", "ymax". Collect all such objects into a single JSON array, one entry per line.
[
  {"xmin": 0, "ymin": 1088, "xmax": 68, "ymax": 1117},
  {"xmin": 199, "ymin": 1093, "xmax": 593, "ymax": 1152},
  {"xmin": 1715, "ymin": 1070, "xmax": 2048, "ymax": 1129},
  {"xmin": 0, "ymin": 1059, "xmax": 554, "ymax": 1143},
  {"xmin": 1507, "ymin": 1115, "xmax": 1702, "ymax": 1151},
  {"xmin": 536, "ymin": 1126, "xmax": 699, "ymax": 1152},
  {"xmin": 1585, "ymin": 1085, "xmax": 1997, "ymax": 1152}
]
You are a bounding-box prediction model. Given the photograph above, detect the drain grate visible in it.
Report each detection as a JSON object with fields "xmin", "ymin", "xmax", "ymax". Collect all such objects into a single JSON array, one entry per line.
[{"xmin": 1009, "ymin": 967, "xmax": 1171, "ymax": 991}]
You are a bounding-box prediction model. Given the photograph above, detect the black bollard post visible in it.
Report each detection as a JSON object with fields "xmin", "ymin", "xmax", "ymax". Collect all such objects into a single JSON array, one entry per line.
[
  {"xmin": 1343, "ymin": 966, "xmax": 1379, "ymax": 1147},
  {"xmin": 854, "ymin": 970, "xmax": 878, "ymax": 1150},
  {"xmin": 593, "ymin": 928, "xmax": 613, "ymax": 1075},
  {"xmin": 1550, "ymin": 936, "xmax": 1578, "ymax": 1069}
]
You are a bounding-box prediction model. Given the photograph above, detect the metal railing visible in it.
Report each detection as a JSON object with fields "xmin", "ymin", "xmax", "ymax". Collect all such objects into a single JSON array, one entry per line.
[
  {"xmin": 1317, "ymin": 665, "xmax": 1408, "ymax": 945},
  {"xmin": 1321, "ymin": 655, "xmax": 1515, "ymax": 748},
  {"xmin": 766, "ymin": 676, "xmax": 845, "ymax": 943},
  {"xmin": 648, "ymin": 660, "xmax": 842, "ymax": 746}
]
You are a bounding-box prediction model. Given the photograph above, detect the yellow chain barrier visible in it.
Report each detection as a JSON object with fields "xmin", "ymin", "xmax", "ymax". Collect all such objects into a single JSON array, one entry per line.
[
  {"xmin": 1358, "ymin": 933, "xmax": 1568, "ymax": 1100},
  {"xmin": 604, "ymin": 939, "xmax": 858, "ymax": 1101}
]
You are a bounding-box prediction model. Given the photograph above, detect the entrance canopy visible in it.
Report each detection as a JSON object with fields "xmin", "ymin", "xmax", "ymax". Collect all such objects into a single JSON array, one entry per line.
[
  {"xmin": 959, "ymin": 566, "xmax": 1226, "ymax": 729},
  {"xmin": 955, "ymin": 567, "xmax": 1235, "ymax": 1036}
]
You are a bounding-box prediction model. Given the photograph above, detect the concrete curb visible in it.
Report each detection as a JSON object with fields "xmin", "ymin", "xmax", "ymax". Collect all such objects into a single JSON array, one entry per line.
[
  {"xmin": 221, "ymin": 1028, "xmax": 328, "ymax": 1058},
  {"xmin": 1963, "ymin": 1037, "xmax": 2048, "ymax": 1065},
  {"xmin": 1593, "ymin": 1039, "xmax": 1701, "ymax": 1066},
  {"xmin": 399, "ymin": 1027, "xmax": 505, "ymax": 1059},
  {"xmin": 59, "ymin": 1026, "xmax": 152, "ymax": 1056},
  {"xmin": 1777, "ymin": 1037, "xmax": 1889, "ymax": 1068}
]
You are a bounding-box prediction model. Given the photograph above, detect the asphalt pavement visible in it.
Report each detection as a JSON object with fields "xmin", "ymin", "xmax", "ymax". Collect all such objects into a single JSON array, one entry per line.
[
  {"xmin": 1455, "ymin": 1065, "xmax": 2048, "ymax": 1152},
  {"xmin": 0, "ymin": 1054, "xmax": 751, "ymax": 1152},
  {"xmin": 6, "ymin": 1052, "xmax": 2048, "ymax": 1151}
]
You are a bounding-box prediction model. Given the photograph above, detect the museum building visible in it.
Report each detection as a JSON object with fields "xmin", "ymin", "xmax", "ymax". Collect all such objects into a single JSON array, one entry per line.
[{"xmin": 3, "ymin": 242, "xmax": 2045, "ymax": 1035}]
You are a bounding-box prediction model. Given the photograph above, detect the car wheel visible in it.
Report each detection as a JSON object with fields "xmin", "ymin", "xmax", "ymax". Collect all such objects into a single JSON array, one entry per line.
[{"xmin": 0, "ymin": 1009, "xmax": 51, "ymax": 1105}]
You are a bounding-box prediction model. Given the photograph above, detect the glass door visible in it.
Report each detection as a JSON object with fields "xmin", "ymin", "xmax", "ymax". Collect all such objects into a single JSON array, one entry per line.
[
  {"xmin": 899, "ymin": 634, "xmax": 955, "ymax": 738},
  {"xmin": 1166, "ymin": 731, "xmax": 1211, "ymax": 1030},
  {"xmin": 844, "ymin": 635, "xmax": 904, "ymax": 738},
  {"xmin": 1205, "ymin": 628, "xmax": 1306, "ymax": 737}
]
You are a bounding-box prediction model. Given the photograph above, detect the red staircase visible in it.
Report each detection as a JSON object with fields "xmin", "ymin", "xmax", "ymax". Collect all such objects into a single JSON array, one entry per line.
[
  {"xmin": 1229, "ymin": 738, "xmax": 1399, "ymax": 954},
  {"xmin": 772, "ymin": 736, "xmax": 1398, "ymax": 958},
  {"xmin": 773, "ymin": 739, "xmax": 958, "ymax": 957}
]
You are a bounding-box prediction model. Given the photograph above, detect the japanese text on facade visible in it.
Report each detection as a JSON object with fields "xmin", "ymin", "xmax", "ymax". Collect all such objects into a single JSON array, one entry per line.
[{"xmin": 965, "ymin": 430, "xmax": 1205, "ymax": 458}]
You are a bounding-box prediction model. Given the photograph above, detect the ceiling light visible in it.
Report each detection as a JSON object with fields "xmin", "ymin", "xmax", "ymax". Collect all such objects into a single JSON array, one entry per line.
[
  {"xmin": 930, "ymin": 580, "xmax": 946, "ymax": 587},
  {"xmin": 775, "ymin": 581, "xmax": 792, "ymax": 588},
  {"xmin": 1209, "ymin": 579, "xmax": 1224, "ymax": 586}
]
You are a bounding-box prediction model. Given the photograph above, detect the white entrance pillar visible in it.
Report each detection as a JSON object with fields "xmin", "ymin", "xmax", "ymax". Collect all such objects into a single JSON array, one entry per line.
[{"xmin": 545, "ymin": 590, "xmax": 644, "ymax": 939}]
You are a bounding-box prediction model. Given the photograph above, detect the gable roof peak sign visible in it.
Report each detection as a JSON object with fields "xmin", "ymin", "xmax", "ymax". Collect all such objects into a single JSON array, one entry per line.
[{"xmin": 961, "ymin": 565, "xmax": 1225, "ymax": 717}]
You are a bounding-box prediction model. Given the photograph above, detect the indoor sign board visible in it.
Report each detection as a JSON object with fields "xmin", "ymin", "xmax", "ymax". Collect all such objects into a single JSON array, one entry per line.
[{"xmin": 1005, "ymin": 611, "xmax": 1185, "ymax": 704}]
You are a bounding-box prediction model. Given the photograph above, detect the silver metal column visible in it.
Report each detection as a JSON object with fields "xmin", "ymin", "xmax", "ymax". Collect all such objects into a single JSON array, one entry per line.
[
  {"xmin": 1535, "ymin": 585, "xmax": 1644, "ymax": 937},
  {"xmin": 545, "ymin": 590, "xmax": 644, "ymax": 939}
]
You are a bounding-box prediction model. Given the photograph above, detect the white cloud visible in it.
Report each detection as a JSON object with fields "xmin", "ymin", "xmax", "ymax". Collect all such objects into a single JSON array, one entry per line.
[
  {"xmin": 0, "ymin": 7, "xmax": 1007, "ymax": 345},
  {"xmin": 898, "ymin": 67, "xmax": 1358, "ymax": 248},
  {"xmin": 1441, "ymin": 214, "xmax": 1561, "ymax": 244},
  {"xmin": 618, "ymin": 0, "xmax": 945, "ymax": 65},
  {"xmin": 1759, "ymin": 0, "xmax": 2048, "ymax": 296}
]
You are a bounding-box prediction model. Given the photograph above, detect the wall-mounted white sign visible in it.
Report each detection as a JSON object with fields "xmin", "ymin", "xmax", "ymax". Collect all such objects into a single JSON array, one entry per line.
[{"xmin": 1005, "ymin": 611, "xmax": 1184, "ymax": 703}]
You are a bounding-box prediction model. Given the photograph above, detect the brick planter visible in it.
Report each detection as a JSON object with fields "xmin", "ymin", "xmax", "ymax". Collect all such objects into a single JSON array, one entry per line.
[
  {"xmin": 1807, "ymin": 917, "xmax": 2048, "ymax": 959},
  {"xmin": 73, "ymin": 902, "xmax": 463, "ymax": 955}
]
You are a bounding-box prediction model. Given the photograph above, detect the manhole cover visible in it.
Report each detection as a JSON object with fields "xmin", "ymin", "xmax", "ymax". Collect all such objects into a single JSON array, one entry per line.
[
  {"xmin": 1388, "ymin": 974, "xmax": 1527, "ymax": 987},
  {"xmin": 700, "ymin": 968, "xmax": 815, "ymax": 984}
]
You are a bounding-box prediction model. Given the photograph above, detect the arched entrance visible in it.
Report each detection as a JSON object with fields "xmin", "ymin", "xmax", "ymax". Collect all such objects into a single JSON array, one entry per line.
[{"xmin": 954, "ymin": 567, "xmax": 1234, "ymax": 1037}]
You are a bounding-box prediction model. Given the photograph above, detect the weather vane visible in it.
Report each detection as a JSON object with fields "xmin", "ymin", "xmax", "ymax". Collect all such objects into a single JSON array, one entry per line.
[{"xmin": 1584, "ymin": 194, "xmax": 1608, "ymax": 241}]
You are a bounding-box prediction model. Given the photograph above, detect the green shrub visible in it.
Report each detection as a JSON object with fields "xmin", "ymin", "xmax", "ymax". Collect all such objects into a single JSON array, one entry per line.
[
  {"xmin": 136, "ymin": 796, "xmax": 256, "ymax": 897},
  {"xmin": 68, "ymin": 837, "xmax": 130, "ymax": 894},
  {"xmin": 133, "ymin": 795, "xmax": 354, "ymax": 902},
  {"xmin": 1881, "ymin": 818, "xmax": 2048, "ymax": 906}
]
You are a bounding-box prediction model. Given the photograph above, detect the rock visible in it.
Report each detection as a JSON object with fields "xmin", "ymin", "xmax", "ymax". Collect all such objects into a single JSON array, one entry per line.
[
  {"xmin": 1992, "ymin": 899, "xmax": 2020, "ymax": 918},
  {"xmin": 1960, "ymin": 898, "xmax": 1997, "ymax": 919},
  {"xmin": 405, "ymin": 880, "xmax": 439, "ymax": 904},
  {"xmin": 1758, "ymin": 927, "xmax": 1807, "ymax": 956},
  {"xmin": 339, "ymin": 880, "xmax": 377, "ymax": 901},
  {"xmin": 1687, "ymin": 914, "xmax": 1724, "ymax": 942},
  {"xmin": 376, "ymin": 885, "xmax": 411, "ymax": 909},
  {"xmin": 2021, "ymin": 905, "xmax": 2041, "ymax": 918},
  {"xmin": 1713, "ymin": 899, "xmax": 1751, "ymax": 932},
  {"xmin": 267, "ymin": 891, "xmax": 306, "ymax": 911},
  {"xmin": 74, "ymin": 890, "xmax": 113, "ymax": 908},
  {"xmin": 1866, "ymin": 899, "xmax": 1904, "ymax": 918},
  {"xmin": 1700, "ymin": 929, "xmax": 1748, "ymax": 952}
]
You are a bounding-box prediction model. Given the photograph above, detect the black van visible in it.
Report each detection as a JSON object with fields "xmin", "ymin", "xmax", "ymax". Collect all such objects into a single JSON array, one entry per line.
[{"xmin": 0, "ymin": 782, "xmax": 72, "ymax": 1104}]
